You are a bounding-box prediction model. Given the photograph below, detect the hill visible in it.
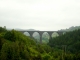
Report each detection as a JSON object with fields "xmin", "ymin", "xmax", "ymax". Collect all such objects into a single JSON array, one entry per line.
[
  {"xmin": 48, "ymin": 29, "xmax": 80, "ymax": 53},
  {"xmin": 0, "ymin": 27, "xmax": 59, "ymax": 60},
  {"xmin": 0, "ymin": 26, "xmax": 80, "ymax": 60},
  {"xmin": 58, "ymin": 26, "xmax": 80, "ymax": 31}
]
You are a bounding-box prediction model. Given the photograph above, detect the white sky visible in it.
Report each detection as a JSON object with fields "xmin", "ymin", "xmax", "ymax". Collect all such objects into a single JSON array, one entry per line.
[{"xmin": 0, "ymin": 0, "xmax": 80, "ymax": 31}]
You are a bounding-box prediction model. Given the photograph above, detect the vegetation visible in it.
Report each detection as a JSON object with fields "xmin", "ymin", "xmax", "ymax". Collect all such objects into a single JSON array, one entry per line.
[
  {"xmin": 0, "ymin": 26, "xmax": 80, "ymax": 60},
  {"xmin": 48, "ymin": 29, "xmax": 80, "ymax": 60},
  {"xmin": 0, "ymin": 27, "xmax": 54, "ymax": 60},
  {"xmin": 58, "ymin": 26, "xmax": 80, "ymax": 31}
]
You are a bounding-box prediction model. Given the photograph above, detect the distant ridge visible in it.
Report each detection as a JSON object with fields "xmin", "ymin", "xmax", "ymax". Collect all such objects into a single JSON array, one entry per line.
[
  {"xmin": 7, "ymin": 28, "xmax": 38, "ymax": 31},
  {"xmin": 6, "ymin": 26, "xmax": 80, "ymax": 31},
  {"xmin": 58, "ymin": 26, "xmax": 80, "ymax": 31}
]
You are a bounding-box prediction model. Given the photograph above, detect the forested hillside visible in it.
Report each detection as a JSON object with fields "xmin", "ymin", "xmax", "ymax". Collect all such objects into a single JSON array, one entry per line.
[
  {"xmin": 0, "ymin": 27, "xmax": 60, "ymax": 60},
  {"xmin": 59, "ymin": 26, "xmax": 80, "ymax": 31},
  {"xmin": 48, "ymin": 29, "xmax": 80, "ymax": 58},
  {"xmin": 0, "ymin": 27, "xmax": 80, "ymax": 60}
]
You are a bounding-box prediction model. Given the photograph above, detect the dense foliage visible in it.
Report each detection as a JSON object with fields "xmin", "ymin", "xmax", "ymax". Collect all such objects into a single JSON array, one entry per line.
[
  {"xmin": 0, "ymin": 27, "xmax": 80, "ymax": 60},
  {"xmin": 0, "ymin": 27, "xmax": 56, "ymax": 60},
  {"xmin": 48, "ymin": 29, "xmax": 80, "ymax": 60}
]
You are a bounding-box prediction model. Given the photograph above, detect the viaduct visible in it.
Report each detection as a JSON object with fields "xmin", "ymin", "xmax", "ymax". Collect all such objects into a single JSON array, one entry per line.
[{"xmin": 20, "ymin": 31, "xmax": 65, "ymax": 44}]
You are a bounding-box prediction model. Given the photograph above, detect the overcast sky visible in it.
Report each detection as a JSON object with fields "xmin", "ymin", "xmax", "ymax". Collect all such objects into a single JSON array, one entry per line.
[{"xmin": 0, "ymin": 0, "xmax": 80, "ymax": 31}]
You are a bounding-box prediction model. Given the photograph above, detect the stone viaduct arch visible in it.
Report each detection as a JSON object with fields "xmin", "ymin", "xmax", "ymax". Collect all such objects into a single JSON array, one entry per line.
[{"xmin": 20, "ymin": 31, "xmax": 64, "ymax": 44}]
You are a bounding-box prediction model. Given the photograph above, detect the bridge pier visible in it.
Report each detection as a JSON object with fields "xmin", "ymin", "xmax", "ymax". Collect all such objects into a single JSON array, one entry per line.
[
  {"xmin": 40, "ymin": 35, "xmax": 42, "ymax": 44},
  {"xmin": 48, "ymin": 32, "xmax": 52, "ymax": 40},
  {"xmin": 29, "ymin": 34, "xmax": 33, "ymax": 38},
  {"xmin": 39, "ymin": 32, "xmax": 43, "ymax": 44}
]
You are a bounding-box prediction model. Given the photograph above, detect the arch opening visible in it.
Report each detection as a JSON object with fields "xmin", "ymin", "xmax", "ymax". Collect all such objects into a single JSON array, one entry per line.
[
  {"xmin": 63, "ymin": 32, "xmax": 66, "ymax": 35},
  {"xmin": 52, "ymin": 32, "xmax": 59, "ymax": 38},
  {"xmin": 24, "ymin": 32, "xmax": 30, "ymax": 36},
  {"xmin": 42, "ymin": 32, "xmax": 50, "ymax": 43},
  {"xmin": 32, "ymin": 32, "xmax": 40, "ymax": 43}
]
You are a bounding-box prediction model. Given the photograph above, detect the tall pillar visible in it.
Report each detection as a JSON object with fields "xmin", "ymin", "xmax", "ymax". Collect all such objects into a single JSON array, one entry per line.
[
  {"xmin": 49, "ymin": 34, "xmax": 52, "ymax": 40},
  {"xmin": 48, "ymin": 32, "xmax": 53, "ymax": 40},
  {"xmin": 28, "ymin": 31, "xmax": 34, "ymax": 38},
  {"xmin": 29, "ymin": 34, "xmax": 33, "ymax": 38},
  {"xmin": 39, "ymin": 32, "xmax": 43, "ymax": 44},
  {"xmin": 40, "ymin": 35, "xmax": 42, "ymax": 44}
]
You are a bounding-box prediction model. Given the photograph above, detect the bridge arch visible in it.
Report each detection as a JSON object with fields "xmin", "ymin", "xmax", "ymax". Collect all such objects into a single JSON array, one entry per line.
[
  {"xmin": 24, "ymin": 32, "xmax": 30, "ymax": 36},
  {"xmin": 20, "ymin": 31, "xmax": 65, "ymax": 44},
  {"xmin": 51, "ymin": 32, "xmax": 59, "ymax": 38},
  {"xmin": 42, "ymin": 32, "xmax": 50, "ymax": 43},
  {"xmin": 32, "ymin": 32, "xmax": 40, "ymax": 42}
]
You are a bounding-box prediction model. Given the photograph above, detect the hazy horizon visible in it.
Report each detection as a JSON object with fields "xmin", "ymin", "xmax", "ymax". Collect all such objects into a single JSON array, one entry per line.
[
  {"xmin": 2, "ymin": 25, "xmax": 79, "ymax": 31},
  {"xmin": 0, "ymin": 0, "xmax": 80, "ymax": 31}
]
